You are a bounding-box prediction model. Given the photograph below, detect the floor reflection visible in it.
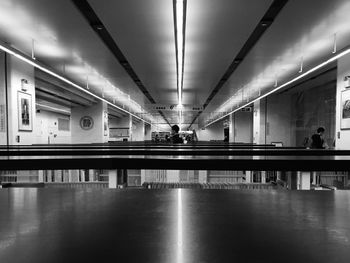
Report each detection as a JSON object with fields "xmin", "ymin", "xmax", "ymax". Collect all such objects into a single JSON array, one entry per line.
[{"xmin": 0, "ymin": 189, "xmax": 349, "ymax": 263}]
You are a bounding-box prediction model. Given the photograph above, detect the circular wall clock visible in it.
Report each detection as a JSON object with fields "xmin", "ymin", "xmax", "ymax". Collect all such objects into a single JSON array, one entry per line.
[{"xmin": 80, "ymin": 116, "xmax": 94, "ymax": 130}]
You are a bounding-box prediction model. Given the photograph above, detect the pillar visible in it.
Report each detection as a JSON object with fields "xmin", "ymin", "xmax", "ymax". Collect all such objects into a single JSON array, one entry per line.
[
  {"xmin": 253, "ymin": 99, "xmax": 266, "ymax": 145},
  {"xmin": 108, "ymin": 170, "xmax": 117, "ymax": 189},
  {"xmin": 141, "ymin": 169, "xmax": 146, "ymax": 185},
  {"xmin": 229, "ymin": 114, "xmax": 234, "ymax": 142},
  {"xmin": 88, "ymin": 169, "xmax": 95, "ymax": 182},
  {"xmin": 129, "ymin": 114, "xmax": 133, "ymax": 141},
  {"xmin": 261, "ymin": 171, "xmax": 266, "ymax": 183},
  {"xmin": 71, "ymin": 101, "xmax": 109, "ymax": 144},
  {"xmin": 0, "ymin": 51, "xmax": 8, "ymax": 146},
  {"xmin": 198, "ymin": 170, "xmax": 207, "ymax": 183},
  {"xmin": 298, "ymin": 171, "xmax": 311, "ymax": 190},
  {"xmin": 80, "ymin": 170, "xmax": 86, "ymax": 182},
  {"xmin": 245, "ymin": 171, "xmax": 252, "ymax": 183},
  {"xmin": 38, "ymin": 170, "xmax": 44, "ymax": 183}
]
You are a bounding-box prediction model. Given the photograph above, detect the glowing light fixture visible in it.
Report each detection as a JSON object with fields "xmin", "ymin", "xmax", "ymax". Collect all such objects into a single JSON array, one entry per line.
[
  {"xmin": 0, "ymin": 41, "xmax": 153, "ymax": 125},
  {"xmin": 204, "ymin": 47, "xmax": 350, "ymax": 128},
  {"xmin": 36, "ymin": 103, "xmax": 70, "ymax": 115},
  {"xmin": 174, "ymin": 0, "xmax": 187, "ymax": 124}
]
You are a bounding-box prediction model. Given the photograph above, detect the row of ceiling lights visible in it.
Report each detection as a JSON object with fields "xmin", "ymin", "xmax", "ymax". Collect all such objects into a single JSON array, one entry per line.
[
  {"xmin": 0, "ymin": 41, "xmax": 156, "ymax": 125},
  {"xmin": 204, "ymin": 47, "xmax": 350, "ymax": 128}
]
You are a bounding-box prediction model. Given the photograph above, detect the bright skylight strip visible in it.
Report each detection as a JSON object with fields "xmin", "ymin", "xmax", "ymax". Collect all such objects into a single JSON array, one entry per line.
[
  {"xmin": 174, "ymin": 0, "xmax": 186, "ymax": 124},
  {"xmin": 204, "ymin": 47, "xmax": 350, "ymax": 128},
  {"xmin": 0, "ymin": 42, "xmax": 153, "ymax": 125},
  {"xmin": 176, "ymin": 0, "xmax": 184, "ymax": 106}
]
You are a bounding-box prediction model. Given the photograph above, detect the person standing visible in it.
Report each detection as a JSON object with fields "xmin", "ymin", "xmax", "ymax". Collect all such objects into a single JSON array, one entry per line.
[{"xmin": 171, "ymin": 125, "xmax": 183, "ymax": 144}]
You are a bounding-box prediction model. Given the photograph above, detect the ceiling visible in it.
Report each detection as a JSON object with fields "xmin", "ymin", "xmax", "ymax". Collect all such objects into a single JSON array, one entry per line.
[{"xmin": 1, "ymin": 0, "xmax": 350, "ymax": 128}]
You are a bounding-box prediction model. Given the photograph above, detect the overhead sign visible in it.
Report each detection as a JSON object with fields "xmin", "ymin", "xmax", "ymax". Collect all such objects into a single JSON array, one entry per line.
[{"xmin": 147, "ymin": 104, "xmax": 203, "ymax": 112}]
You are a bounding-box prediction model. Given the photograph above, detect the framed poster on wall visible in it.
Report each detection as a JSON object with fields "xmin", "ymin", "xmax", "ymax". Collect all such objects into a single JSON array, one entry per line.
[
  {"xmin": 341, "ymin": 89, "xmax": 350, "ymax": 130},
  {"xmin": 17, "ymin": 91, "xmax": 32, "ymax": 131}
]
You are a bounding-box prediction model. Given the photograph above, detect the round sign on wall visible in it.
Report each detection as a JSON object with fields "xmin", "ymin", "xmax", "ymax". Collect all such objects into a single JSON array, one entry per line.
[{"xmin": 80, "ymin": 116, "xmax": 94, "ymax": 130}]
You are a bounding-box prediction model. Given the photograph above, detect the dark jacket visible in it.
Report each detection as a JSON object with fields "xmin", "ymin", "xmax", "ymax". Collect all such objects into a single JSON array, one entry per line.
[
  {"xmin": 172, "ymin": 134, "xmax": 183, "ymax": 144},
  {"xmin": 310, "ymin": 134, "xmax": 324, "ymax": 149}
]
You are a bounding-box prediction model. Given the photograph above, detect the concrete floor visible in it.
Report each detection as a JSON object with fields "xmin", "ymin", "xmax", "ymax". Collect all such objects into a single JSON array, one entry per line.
[{"xmin": 0, "ymin": 188, "xmax": 349, "ymax": 263}]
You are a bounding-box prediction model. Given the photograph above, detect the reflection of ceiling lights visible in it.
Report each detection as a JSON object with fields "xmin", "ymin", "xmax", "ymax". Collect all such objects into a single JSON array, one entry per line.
[
  {"xmin": 0, "ymin": 41, "xmax": 153, "ymax": 125},
  {"xmin": 204, "ymin": 47, "xmax": 350, "ymax": 128},
  {"xmin": 174, "ymin": 0, "xmax": 187, "ymax": 127}
]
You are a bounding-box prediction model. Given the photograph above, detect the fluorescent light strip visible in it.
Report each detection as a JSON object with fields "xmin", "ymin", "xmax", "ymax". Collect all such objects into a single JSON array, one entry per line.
[
  {"xmin": 36, "ymin": 103, "xmax": 71, "ymax": 115},
  {"xmin": 176, "ymin": 0, "xmax": 184, "ymax": 106},
  {"xmin": 0, "ymin": 42, "xmax": 153, "ymax": 125},
  {"xmin": 204, "ymin": 48, "xmax": 350, "ymax": 128}
]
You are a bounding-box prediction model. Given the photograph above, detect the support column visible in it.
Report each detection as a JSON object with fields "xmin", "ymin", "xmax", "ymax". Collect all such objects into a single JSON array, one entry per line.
[
  {"xmin": 129, "ymin": 114, "xmax": 133, "ymax": 141},
  {"xmin": 198, "ymin": 170, "xmax": 207, "ymax": 183},
  {"xmin": 108, "ymin": 170, "xmax": 117, "ymax": 189},
  {"xmin": 229, "ymin": 114, "xmax": 234, "ymax": 142},
  {"xmin": 276, "ymin": 171, "xmax": 282, "ymax": 181},
  {"xmin": 88, "ymin": 169, "xmax": 95, "ymax": 182},
  {"xmin": 261, "ymin": 171, "xmax": 266, "ymax": 183},
  {"xmin": 71, "ymin": 101, "xmax": 109, "ymax": 144},
  {"xmin": 141, "ymin": 169, "xmax": 146, "ymax": 185},
  {"xmin": 245, "ymin": 171, "xmax": 252, "ymax": 183},
  {"xmin": 80, "ymin": 170, "xmax": 85, "ymax": 182},
  {"xmin": 253, "ymin": 99, "xmax": 266, "ymax": 144},
  {"xmin": 298, "ymin": 171, "xmax": 311, "ymax": 190},
  {"xmin": 38, "ymin": 170, "xmax": 44, "ymax": 183}
]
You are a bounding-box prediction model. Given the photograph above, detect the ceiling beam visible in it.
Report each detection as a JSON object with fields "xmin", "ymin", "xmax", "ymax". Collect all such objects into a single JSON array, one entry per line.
[{"xmin": 70, "ymin": 0, "xmax": 171, "ymax": 127}]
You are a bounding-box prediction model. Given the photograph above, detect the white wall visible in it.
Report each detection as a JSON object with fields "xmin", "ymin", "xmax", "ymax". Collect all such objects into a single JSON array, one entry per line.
[
  {"xmin": 109, "ymin": 115, "xmax": 129, "ymax": 128},
  {"xmin": 336, "ymin": 53, "xmax": 350, "ymax": 149},
  {"xmin": 132, "ymin": 120, "xmax": 145, "ymax": 141},
  {"xmin": 265, "ymin": 94, "xmax": 293, "ymax": 146},
  {"xmin": 35, "ymin": 110, "xmax": 71, "ymax": 144},
  {"xmin": 233, "ymin": 110, "xmax": 253, "ymax": 143},
  {"xmin": 197, "ymin": 120, "xmax": 224, "ymax": 141},
  {"xmin": 151, "ymin": 124, "xmax": 171, "ymax": 133},
  {"xmin": 7, "ymin": 56, "xmax": 36, "ymax": 145},
  {"xmin": 71, "ymin": 101, "xmax": 108, "ymax": 144}
]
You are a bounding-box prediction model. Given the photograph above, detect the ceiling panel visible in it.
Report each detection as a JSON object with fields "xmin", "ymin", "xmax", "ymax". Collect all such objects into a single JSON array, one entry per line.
[
  {"xmin": 183, "ymin": 0, "xmax": 273, "ymax": 105},
  {"xmin": 88, "ymin": 0, "xmax": 272, "ymax": 124},
  {"xmin": 88, "ymin": 0, "xmax": 177, "ymax": 104},
  {"xmin": 0, "ymin": 0, "xmax": 150, "ymax": 117},
  {"xmin": 2, "ymin": 0, "xmax": 350, "ymax": 128}
]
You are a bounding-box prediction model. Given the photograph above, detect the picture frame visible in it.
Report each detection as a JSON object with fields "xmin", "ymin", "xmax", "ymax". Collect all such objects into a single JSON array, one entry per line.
[
  {"xmin": 17, "ymin": 91, "xmax": 32, "ymax": 131},
  {"xmin": 341, "ymin": 89, "xmax": 350, "ymax": 130}
]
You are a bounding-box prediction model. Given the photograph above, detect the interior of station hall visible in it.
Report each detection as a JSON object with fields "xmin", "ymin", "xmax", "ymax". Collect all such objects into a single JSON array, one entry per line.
[
  {"xmin": 2, "ymin": 1, "xmax": 350, "ymax": 262},
  {"xmin": 1, "ymin": 0, "xmax": 350, "ymax": 148},
  {"xmin": 1, "ymin": 0, "xmax": 350, "ymax": 185}
]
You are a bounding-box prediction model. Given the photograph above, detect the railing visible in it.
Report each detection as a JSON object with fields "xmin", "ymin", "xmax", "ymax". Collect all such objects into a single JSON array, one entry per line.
[{"xmin": 0, "ymin": 143, "xmax": 349, "ymax": 189}]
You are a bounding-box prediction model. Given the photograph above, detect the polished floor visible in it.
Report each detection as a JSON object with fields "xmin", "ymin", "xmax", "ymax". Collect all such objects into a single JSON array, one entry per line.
[{"xmin": 0, "ymin": 188, "xmax": 349, "ymax": 263}]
